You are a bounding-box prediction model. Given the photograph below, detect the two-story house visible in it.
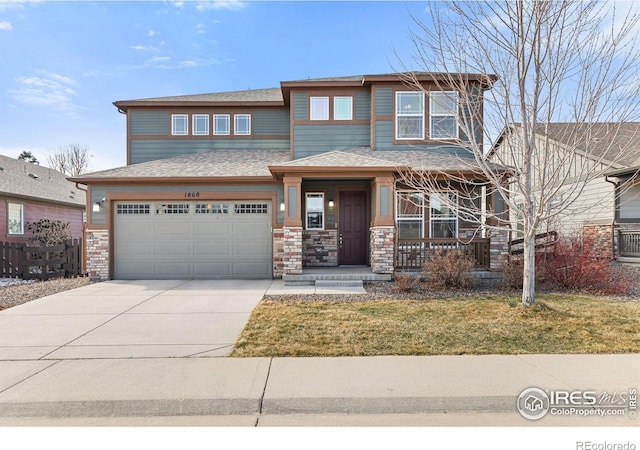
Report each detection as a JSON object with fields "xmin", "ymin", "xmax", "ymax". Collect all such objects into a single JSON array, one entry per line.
[{"xmin": 71, "ymin": 72, "xmax": 509, "ymax": 281}]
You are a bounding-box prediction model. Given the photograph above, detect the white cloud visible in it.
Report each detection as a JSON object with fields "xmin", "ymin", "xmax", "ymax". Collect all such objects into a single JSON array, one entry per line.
[
  {"xmin": 196, "ymin": 23, "xmax": 205, "ymax": 34},
  {"xmin": 0, "ymin": 21, "xmax": 12, "ymax": 31},
  {"xmin": 196, "ymin": 0, "xmax": 246, "ymax": 12},
  {"xmin": 148, "ymin": 56, "xmax": 171, "ymax": 63},
  {"xmin": 9, "ymin": 71, "xmax": 77, "ymax": 107},
  {"xmin": 147, "ymin": 29, "xmax": 157, "ymax": 37}
]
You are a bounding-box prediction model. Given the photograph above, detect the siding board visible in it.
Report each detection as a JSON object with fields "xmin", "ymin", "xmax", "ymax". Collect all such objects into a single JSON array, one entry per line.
[
  {"xmin": 293, "ymin": 125, "xmax": 370, "ymax": 159},
  {"xmin": 130, "ymin": 111, "xmax": 170, "ymax": 136},
  {"xmin": 293, "ymin": 93, "xmax": 308, "ymax": 121},
  {"xmin": 355, "ymin": 92, "xmax": 371, "ymax": 121},
  {"xmin": 375, "ymin": 87, "xmax": 393, "ymax": 116},
  {"xmin": 253, "ymin": 110, "xmax": 290, "ymax": 135}
]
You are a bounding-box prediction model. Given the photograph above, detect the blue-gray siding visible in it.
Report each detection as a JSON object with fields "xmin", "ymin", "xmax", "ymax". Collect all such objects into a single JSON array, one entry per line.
[
  {"xmin": 130, "ymin": 139, "xmax": 290, "ymax": 164},
  {"xmin": 293, "ymin": 93, "xmax": 308, "ymax": 121},
  {"xmin": 253, "ymin": 110, "xmax": 290, "ymax": 135},
  {"xmin": 293, "ymin": 125, "xmax": 370, "ymax": 159},
  {"xmin": 130, "ymin": 111, "xmax": 170, "ymax": 136},
  {"xmin": 375, "ymin": 87, "xmax": 393, "ymax": 116},
  {"xmin": 355, "ymin": 92, "xmax": 371, "ymax": 121},
  {"xmin": 90, "ymin": 184, "xmax": 284, "ymax": 225}
]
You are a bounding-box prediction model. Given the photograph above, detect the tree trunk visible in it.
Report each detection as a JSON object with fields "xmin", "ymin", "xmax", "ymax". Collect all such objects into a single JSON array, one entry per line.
[{"xmin": 521, "ymin": 234, "xmax": 536, "ymax": 306}]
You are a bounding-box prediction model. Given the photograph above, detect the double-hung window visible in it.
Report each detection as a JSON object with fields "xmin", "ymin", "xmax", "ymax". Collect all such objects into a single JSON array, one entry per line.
[
  {"xmin": 310, "ymin": 97, "xmax": 329, "ymax": 121},
  {"xmin": 396, "ymin": 92, "xmax": 424, "ymax": 140},
  {"xmin": 334, "ymin": 96, "xmax": 353, "ymax": 120},
  {"xmin": 430, "ymin": 91, "xmax": 458, "ymax": 140},
  {"xmin": 213, "ymin": 114, "xmax": 230, "ymax": 135},
  {"xmin": 234, "ymin": 114, "xmax": 251, "ymax": 135},
  {"xmin": 192, "ymin": 114, "xmax": 209, "ymax": 135},
  {"xmin": 305, "ymin": 193, "xmax": 324, "ymax": 230},
  {"xmin": 171, "ymin": 114, "xmax": 188, "ymax": 135},
  {"xmin": 7, "ymin": 203, "xmax": 24, "ymax": 235},
  {"xmin": 429, "ymin": 192, "xmax": 458, "ymax": 238},
  {"xmin": 396, "ymin": 192, "xmax": 424, "ymax": 239}
]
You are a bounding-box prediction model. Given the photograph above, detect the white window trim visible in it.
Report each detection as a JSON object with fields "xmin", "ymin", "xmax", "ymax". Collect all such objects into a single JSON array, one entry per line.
[
  {"xmin": 310, "ymin": 96, "xmax": 330, "ymax": 121},
  {"xmin": 213, "ymin": 114, "xmax": 230, "ymax": 136},
  {"xmin": 7, "ymin": 202, "xmax": 24, "ymax": 235},
  {"xmin": 192, "ymin": 114, "xmax": 209, "ymax": 135},
  {"xmin": 171, "ymin": 114, "xmax": 188, "ymax": 136},
  {"xmin": 305, "ymin": 192, "xmax": 325, "ymax": 230},
  {"xmin": 429, "ymin": 91, "xmax": 458, "ymax": 140},
  {"xmin": 395, "ymin": 191, "xmax": 425, "ymax": 239},
  {"xmin": 234, "ymin": 114, "xmax": 251, "ymax": 136},
  {"xmin": 334, "ymin": 96, "xmax": 353, "ymax": 121},
  {"xmin": 395, "ymin": 91, "xmax": 425, "ymax": 140},
  {"xmin": 429, "ymin": 192, "xmax": 458, "ymax": 239}
]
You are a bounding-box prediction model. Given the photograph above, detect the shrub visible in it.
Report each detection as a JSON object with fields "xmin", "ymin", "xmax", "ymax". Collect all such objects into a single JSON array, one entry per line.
[
  {"xmin": 500, "ymin": 255, "xmax": 524, "ymax": 290},
  {"xmin": 538, "ymin": 233, "xmax": 631, "ymax": 295},
  {"xmin": 26, "ymin": 219, "xmax": 71, "ymax": 246},
  {"xmin": 393, "ymin": 271, "xmax": 420, "ymax": 293},
  {"xmin": 422, "ymin": 248, "xmax": 476, "ymax": 288}
]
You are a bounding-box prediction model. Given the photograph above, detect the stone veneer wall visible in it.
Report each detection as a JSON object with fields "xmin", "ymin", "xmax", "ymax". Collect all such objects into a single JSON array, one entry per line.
[
  {"xmin": 583, "ymin": 224, "xmax": 615, "ymax": 259},
  {"xmin": 370, "ymin": 226, "xmax": 395, "ymax": 274},
  {"xmin": 272, "ymin": 228, "xmax": 284, "ymax": 278},
  {"xmin": 302, "ymin": 229, "xmax": 338, "ymax": 267},
  {"xmin": 282, "ymin": 227, "xmax": 303, "ymax": 275},
  {"xmin": 86, "ymin": 229, "xmax": 109, "ymax": 281},
  {"xmin": 489, "ymin": 227, "xmax": 510, "ymax": 271}
]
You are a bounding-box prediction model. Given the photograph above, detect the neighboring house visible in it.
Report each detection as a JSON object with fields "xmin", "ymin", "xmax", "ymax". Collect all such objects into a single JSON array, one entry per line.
[
  {"xmin": 490, "ymin": 123, "xmax": 640, "ymax": 246},
  {"xmin": 604, "ymin": 165, "xmax": 640, "ymax": 262},
  {"xmin": 0, "ymin": 154, "xmax": 86, "ymax": 244},
  {"xmin": 71, "ymin": 72, "xmax": 510, "ymax": 281}
]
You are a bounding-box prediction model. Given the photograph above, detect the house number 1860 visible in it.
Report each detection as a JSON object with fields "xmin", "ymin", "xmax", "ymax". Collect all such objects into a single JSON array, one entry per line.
[{"xmin": 184, "ymin": 192, "xmax": 200, "ymax": 198}]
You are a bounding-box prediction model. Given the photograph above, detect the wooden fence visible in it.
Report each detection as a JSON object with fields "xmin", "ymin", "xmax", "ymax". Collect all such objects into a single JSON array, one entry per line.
[
  {"xmin": 395, "ymin": 238, "xmax": 491, "ymax": 271},
  {"xmin": 1, "ymin": 239, "xmax": 83, "ymax": 280},
  {"xmin": 508, "ymin": 231, "xmax": 558, "ymax": 255},
  {"xmin": 619, "ymin": 230, "xmax": 640, "ymax": 257}
]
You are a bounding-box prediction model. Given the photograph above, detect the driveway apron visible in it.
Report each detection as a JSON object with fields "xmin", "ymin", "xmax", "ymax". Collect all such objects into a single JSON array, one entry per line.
[{"xmin": 0, "ymin": 279, "xmax": 270, "ymax": 360}]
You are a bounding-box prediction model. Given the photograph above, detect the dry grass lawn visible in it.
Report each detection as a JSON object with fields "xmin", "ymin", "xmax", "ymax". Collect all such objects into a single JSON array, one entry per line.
[{"xmin": 231, "ymin": 295, "xmax": 640, "ymax": 357}]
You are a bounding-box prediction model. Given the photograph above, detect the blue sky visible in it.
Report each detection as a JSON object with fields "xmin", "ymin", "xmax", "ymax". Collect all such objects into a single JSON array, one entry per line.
[{"xmin": 0, "ymin": 0, "xmax": 427, "ymax": 172}]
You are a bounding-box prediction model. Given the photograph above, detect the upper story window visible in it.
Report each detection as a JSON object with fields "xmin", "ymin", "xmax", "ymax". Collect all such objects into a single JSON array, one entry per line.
[
  {"xmin": 430, "ymin": 92, "xmax": 458, "ymax": 140},
  {"xmin": 310, "ymin": 97, "xmax": 330, "ymax": 121},
  {"xmin": 234, "ymin": 114, "xmax": 251, "ymax": 135},
  {"xmin": 213, "ymin": 114, "xmax": 230, "ymax": 135},
  {"xmin": 171, "ymin": 114, "xmax": 188, "ymax": 136},
  {"xmin": 7, "ymin": 203, "xmax": 24, "ymax": 235},
  {"xmin": 334, "ymin": 96, "xmax": 353, "ymax": 121},
  {"xmin": 396, "ymin": 92, "xmax": 424, "ymax": 140},
  {"xmin": 305, "ymin": 193, "xmax": 324, "ymax": 230},
  {"xmin": 192, "ymin": 114, "xmax": 209, "ymax": 135}
]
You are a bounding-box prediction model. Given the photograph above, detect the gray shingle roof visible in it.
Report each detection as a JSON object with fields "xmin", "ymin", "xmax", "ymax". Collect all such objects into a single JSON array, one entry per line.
[
  {"xmin": 115, "ymin": 87, "xmax": 284, "ymax": 105},
  {"xmin": 73, "ymin": 150, "xmax": 291, "ymax": 180},
  {"xmin": 274, "ymin": 149, "xmax": 400, "ymax": 168},
  {"xmin": 0, "ymin": 155, "xmax": 85, "ymax": 207}
]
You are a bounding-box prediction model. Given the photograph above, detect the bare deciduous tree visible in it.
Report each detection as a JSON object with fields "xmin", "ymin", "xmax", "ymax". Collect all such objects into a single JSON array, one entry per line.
[
  {"xmin": 398, "ymin": 1, "xmax": 640, "ymax": 305},
  {"xmin": 48, "ymin": 143, "xmax": 91, "ymax": 176}
]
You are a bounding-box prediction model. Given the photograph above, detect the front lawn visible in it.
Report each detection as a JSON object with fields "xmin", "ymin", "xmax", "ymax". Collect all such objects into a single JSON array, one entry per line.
[{"xmin": 231, "ymin": 295, "xmax": 640, "ymax": 357}]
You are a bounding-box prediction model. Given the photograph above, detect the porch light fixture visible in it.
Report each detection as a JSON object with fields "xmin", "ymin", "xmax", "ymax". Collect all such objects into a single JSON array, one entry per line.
[
  {"xmin": 328, "ymin": 200, "xmax": 334, "ymax": 208},
  {"xmin": 280, "ymin": 202, "xmax": 286, "ymax": 212},
  {"xmin": 93, "ymin": 198, "xmax": 105, "ymax": 213}
]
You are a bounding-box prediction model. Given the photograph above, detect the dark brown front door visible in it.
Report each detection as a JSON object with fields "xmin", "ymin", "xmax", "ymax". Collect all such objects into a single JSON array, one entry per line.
[{"xmin": 339, "ymin": 191, "xmax": 367, "ymax": 265}]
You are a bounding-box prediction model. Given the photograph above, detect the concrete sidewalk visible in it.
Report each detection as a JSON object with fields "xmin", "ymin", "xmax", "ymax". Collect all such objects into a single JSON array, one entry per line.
[{"xmin": 0, "ymin": 354, "xmax": 637, "ymax": 425}]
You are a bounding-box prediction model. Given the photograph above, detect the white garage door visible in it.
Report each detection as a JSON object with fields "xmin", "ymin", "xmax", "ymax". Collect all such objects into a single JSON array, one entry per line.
[{"xmin": 114, "ymin": 201, "xmax": 272, "ymax": 279}]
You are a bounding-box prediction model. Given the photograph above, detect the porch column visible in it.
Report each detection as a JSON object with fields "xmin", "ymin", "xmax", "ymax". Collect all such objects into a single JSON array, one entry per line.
[
  {"xmin": 282, "ymin": 176, "xmax": 303, "ymax": 274},
  {"xmin": 370, "ymin": 176, "xmax": 395, "ymax": 274}
]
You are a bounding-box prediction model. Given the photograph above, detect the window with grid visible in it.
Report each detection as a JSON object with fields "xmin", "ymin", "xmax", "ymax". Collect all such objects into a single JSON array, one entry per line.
[
  {"xmin": 430, "ymin": 91, "xmax": 458, "ymax": 140},
  {"xmin": 396, "ymin": 92, "xmax": 424, "ymax": 140},
  {"xmin": 157, "ymin": 203, "xmax": 190, "ymax": 215},
  {"xmin": 116, "ymin": 204, "xmax": 151, "ymax": 215},
  {"xmin": 171, "ymin": 114, "xmax": 188, "ymax": 135},
  {"xmin": 429, "ymin": 192, "xmax": 458, "ymax": 238},
  {"xmin": 192, "ymin": 114, "xmax": 209, "ymax": 135},
  {"xmin": 234, "ymin": 203, "xmax": 268, "ymax": 214},
  {"xmin": 234, "ymin": 114, "xmax": 251, "ymax": 135},
  {"xmin": 195, "ymin": 203, "xmax": 229, "ymax": 214},
  {"xmin": 396, "ymin": 192, "xmax": 424, "ymax": 239},
  {"xmin": 213, "ymin": 114, "xmax": 230, "ymax": 135}
]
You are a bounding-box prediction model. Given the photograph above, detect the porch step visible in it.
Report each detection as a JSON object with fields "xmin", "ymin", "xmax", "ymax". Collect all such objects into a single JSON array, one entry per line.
[{"xmin": 314, "ymin": 280, "xmax": 364, "ymax": 288}]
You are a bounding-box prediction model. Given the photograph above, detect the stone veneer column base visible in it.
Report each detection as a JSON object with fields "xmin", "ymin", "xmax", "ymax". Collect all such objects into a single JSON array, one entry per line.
[
  {"xmin": 272, "ymin": 228, "xmax": 285, "ymax": 278},
  {"xmin": 370, "ymin": 226, "xmax": 395, "ymax": 274},
  {"xmin": 86, "ymin": 229, "xmax": 109, "ymax": 281},
  {"xmin": 283, "ymin": 227, "xmax": 303, "ymax": 275},
  {"xmin": 489, "ymin": 227, "xmax": 510, "ymax": 270}
]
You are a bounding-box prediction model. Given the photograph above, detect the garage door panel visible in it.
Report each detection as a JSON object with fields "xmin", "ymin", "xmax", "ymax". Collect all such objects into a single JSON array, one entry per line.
[{"xmin": 114, "ymin": 201, "xmax": 271, "ymax": 279}]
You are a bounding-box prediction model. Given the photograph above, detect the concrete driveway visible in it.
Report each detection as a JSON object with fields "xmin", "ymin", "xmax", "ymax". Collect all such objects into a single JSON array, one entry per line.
[{"xmin": 0, "ymin": 279, "xmax": 271, "ymax": 360}]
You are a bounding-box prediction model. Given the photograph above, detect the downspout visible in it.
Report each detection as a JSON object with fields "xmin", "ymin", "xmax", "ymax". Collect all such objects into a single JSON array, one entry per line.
[{"xmin": 605, "ymin": 176, "xmax": 618, "ymax": 260}]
